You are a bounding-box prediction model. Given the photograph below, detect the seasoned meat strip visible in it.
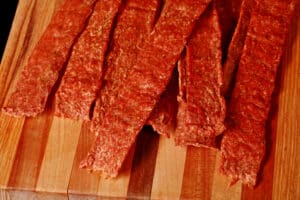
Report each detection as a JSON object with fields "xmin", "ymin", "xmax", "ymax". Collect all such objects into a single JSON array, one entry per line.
[
  {"xmin": 146, "ymin": 68, "xmax": 179, "ymax": 137},
  {"xmin": 80, "ymin": 0, "xmax": 211, "ymax": 177},
  {"xmin": 97, "ymin": 0, "xmax": 160, "ymax": 118},
  {"xmin": 220, "ymin": 0, "xmax": 297, "ymax": 186},
  {"xmin": 148, "ymin": 0, "xmax": 243, "ymax": 138},
  {"xmin": 215, "ymin": 0, "xmax": 242, "ymax": 63},
  {"xmin": 222, "ymin": 0, "xmax": 257, "ymax": 97},
  {"xmin": 79, "ymin": 0, "xmax": 161, "ymax": 174},
  {"xmin": 176, "ymin": 52, "xmax": 188, "ymax": 140},
  {"xmin": 2, "ymin": 0, "xmax": 97, "ymax": 117},
  {"xmin": 175, "ymin": 6, "xmax": 225, "ymax": 147},
  {"xmin": 55, "ymin": 0, "xmax": 122, "ymax": 120}
]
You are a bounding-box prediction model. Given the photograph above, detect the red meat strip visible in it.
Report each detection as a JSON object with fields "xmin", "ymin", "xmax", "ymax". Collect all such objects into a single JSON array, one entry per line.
[
  {"xmin": 54, "ymin": 0, "xmax": 122, "ymax": 120},
  {"xmin": 220, "ymin": 0, "xmax": 297, "ymax": 186},
  {"xmin": 80, "ymin": 0, "xmax": 211, "ymax": 177},
  {"xmin": 146, "ymin": 68, "xmax": 179, "ymax": 137},
  {"xmin": 79, "ymin": 0, "xmax": 161, "ymax": 174},
  {"xmin": 222, "ymin": 0, "xmax": 257, "ymax": 97},
  {"xmin": 99, "ymin": 0, "xmax": 160, "ymax": 105},
  {"xmin": 176, "ymin": 52, "xmax": 187, "ymax": 139},
  {"xmin": 175, "ymin": 6, "xmax": 225, "ymax": 147},
  {"xmin": 230, "ymin": 0, "xmax": 242, "ymax": 20},
  {"xmin": 2, "ymin": 0, "xmax": 97, "ymax": 117},
  {"xmin": 215, "ymin": 0, "xmax": 242, "ymax": 62}
]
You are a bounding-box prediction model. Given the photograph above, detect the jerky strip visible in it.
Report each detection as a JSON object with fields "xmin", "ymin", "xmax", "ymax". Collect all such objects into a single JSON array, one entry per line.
[
  {"xmin": 220, "ymin": 0, "xmax": 297, "ymax": 186},
  {"xmin": 215, "ymin": 0, "xmax": 242, "ymax": 62},
  {"xmin": 2, "ymin": 0, "xmax": 97, "ymax": 117},
  {"xmin": 146, "ymin": 68, "xmax": 179, "ymax": 137},
  {"xmin": 79, "ymin": 0, "xmax": 161, "ymax": 174},
  {"xmin": 55, "ymin": 0, "xmax": 122, "ymax": 120},
  {"xmin": 175, "ymin": 52, "xmax": 188, "ymax": 140},
  {"xmin": 98, "ymin": 0, "xmax": 160, "ymax": 112},
  {"xmin": 175, "ymin": 6, "xmax": 225, "ymax": 147},
  {"xmin": 222, "ymin": 0, "xmax": 257, "ymax": 97},
  {"xmin": 81, "ymin": 0, "xmax": 211, "ymax": 177}
]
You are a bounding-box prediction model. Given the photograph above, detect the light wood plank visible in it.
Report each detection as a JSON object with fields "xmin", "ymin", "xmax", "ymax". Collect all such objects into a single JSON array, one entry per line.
[
  {"xmin": 0, "ymin": 189, "xmax": 10, "ymax": 200},
  {"xmin": 96, "ymin": 148, "xmax": 134, "ymax": 199},
  {"xmin": 68, "ymin": 194, "xmax": 98, "ymax": 200},
  {"xmin": 211, "ymin": 153, "xmax": 242, "ymax": 200},
  {"xmin": 7, "ymin": 109, "xmax": 54, "ymax": 190},
  {"xmin": 151, "ymin": 136, "xmax": 187, "ymax": 200},
  {"xmin": 68, "ymin": 122, "xmax": 101, "ymax": 196},
  {"xmin": 0, "ymin": 189, "xmax": 68, "ymax": 200},
  {"xmin": 36, "ymin": 118, "xmax": 82, "ymax": 193},
  {"xmin": 180, "ymin": 147, "xmax": 217, "ymax": 200},
  {"xmin": 272, "ymin": 8, "xmax": 300, "ymax": 200},
  {"xmin": 0, "ymin": 114, "xmax": 24, "ymax": 187}
]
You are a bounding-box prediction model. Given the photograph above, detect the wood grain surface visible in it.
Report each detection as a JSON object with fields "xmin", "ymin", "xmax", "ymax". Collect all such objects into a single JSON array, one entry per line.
[{"xmin": 0, "ymin": 0, "xmax": 299, "ymax": 199}]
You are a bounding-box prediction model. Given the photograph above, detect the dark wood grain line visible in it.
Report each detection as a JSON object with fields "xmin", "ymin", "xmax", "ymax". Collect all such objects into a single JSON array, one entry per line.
[
  {"xmin": 180, "ymin": 147, "xmax": 217, "ymax": 200},
  {"xmin": 7, "ymin": 109, "xmax": 53, "ymax": 190},
  {"xmin": 126, "ymin": 126, "xmax": 160, "ymax": 200},
  {"xmin": 67, "ymin": 121, "xmax": 100, "ymax": 195}
]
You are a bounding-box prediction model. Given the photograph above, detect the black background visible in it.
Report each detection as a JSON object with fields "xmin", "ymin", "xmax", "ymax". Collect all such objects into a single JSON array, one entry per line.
[{"xmin": 0, "ymin": 0, "xmax": 19, "ymax": 59}]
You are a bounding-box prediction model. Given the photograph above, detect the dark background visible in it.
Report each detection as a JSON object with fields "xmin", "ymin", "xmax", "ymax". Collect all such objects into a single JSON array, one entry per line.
[{"xmin": 0, "ymin": 0, "xmax": 19, "ymax": 59}]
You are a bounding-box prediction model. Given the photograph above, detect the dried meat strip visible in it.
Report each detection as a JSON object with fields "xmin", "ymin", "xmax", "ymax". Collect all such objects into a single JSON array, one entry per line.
[
  {"xmin": 222, "ymin": 0, "xmax": 257, "ymax": 97},
  {"xmin": 175, "ymin": 6, "xmax": 225, "ymax": 147},
  {"xmin": 2, "ymin": 0, "xmax": 97, "ymax": 117},
  {"xmin": 146, "ymin": 68, "xmax": 179, "ymax": 137},
  {"xmin": 215, "ymin": 0, "xmax": 242, "ymax": 62},
  {"xmin": 54, "ymin": 0, "xmax": 122, "ymax": 120},
  {"xmin": 97, "ymin": 0, "xmax": 160, "ymax": 115},
  {"xmin": 79, "ymin": 0, "xmax": 161, "ymax": 175},
  {"xmin": 220, "ymin": 0, "xmax": 297, "ymax": 186},
  {"xmin": 176, "ymin": 52, "xmax": 188, "ymax": 140},
  {"xmin": 177, "ymin": 51, "xmax": 187, "ymax": 106},
  {"xmin": 81, "ymin": 0, "xmax": 211, "ymax": 177}
]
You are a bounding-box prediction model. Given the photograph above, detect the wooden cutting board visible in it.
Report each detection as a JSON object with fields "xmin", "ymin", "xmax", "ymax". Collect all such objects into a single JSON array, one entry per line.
[{"xmin": 0, "ymin": 1, "xmax": 299, "ymax": 199}]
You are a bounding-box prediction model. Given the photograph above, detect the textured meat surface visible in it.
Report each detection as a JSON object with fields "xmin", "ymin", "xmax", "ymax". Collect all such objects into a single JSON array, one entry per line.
[
  {"xmin": 215, "ymin": 0, "xmax": 242, "ymax": 62},
  {"xmin": 222, "ymin": 0, "xmax": 257, "ymax": 97},
  {"xmin": 175, "ymin": 6, "xmax": 225, "ymax": 147},
  {"xmin": 99, "ymin": 0, "xmax": 160, "ymax": 112},
  {"xmin": 146, "ymin": 68, "xmax": 179, "ymax": 137},
  {"xmin": 55, "ymin": 0, "xmax": 121, "ymax": 120},
  {"xmin": 176, "ymin": 52, "xmax": 188, "ymax": 142},
  {"xmin": 2, "ymin": 0, "xmax": 97, "ymax": 117},
  {"xmin": 80, "ymin": 0, "xmax": 211, "ymax": 177},
  {"xmin": 230, "ymin": 0, "xmax": 242, "ymax": 20},
  {"xmin": 220, "ymin": 0, "xmax": 297, "ymax": 186},
  {"xmin": 79, "ymin": 0, "xmax": 160, "ymax": 175}
]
